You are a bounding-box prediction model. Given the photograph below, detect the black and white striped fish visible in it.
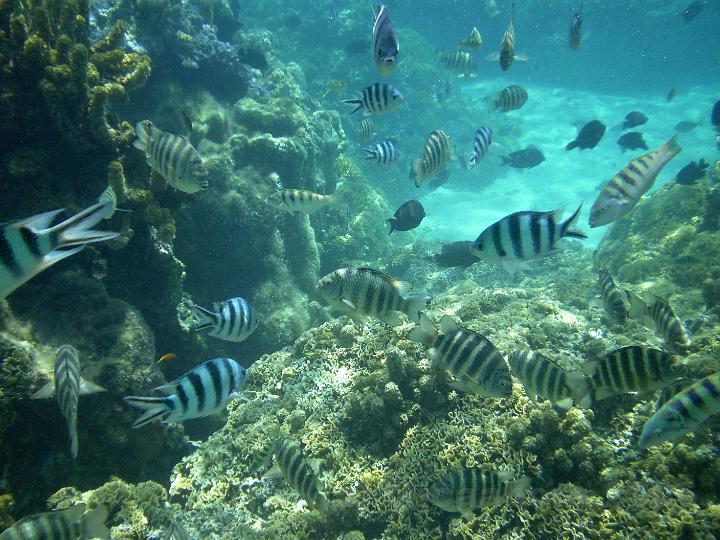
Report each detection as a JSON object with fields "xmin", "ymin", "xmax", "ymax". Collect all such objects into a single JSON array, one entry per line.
[
  {"xmin": 458, "ymin": 26, "xmax": 483, "ymax": 50},
  {"xmin": 164, "ymin": 521, "xmax": 191, "ymax": 540},
  {"xmin": 409, "ymin": 314, "xmax": 512, "ymax": 398},
  {"xmin": 0, "ymin": 202, "xmax": 118, "ymax": 300},
  {"xmin": 372, "ymin": 4, "xmax": 399, "ymax": 76},
  {"xmin": 0, "ymin": 504, "xmax": 109, "ymax": 540},
  {"xmin": 508, "ymin": 349, "xmax": 590, "ymax": 409},
  {"xmin": 430, "ymin": 469, "xmax": 529, "ymax": 517},
  {"xmin": 192, "ymin": 297, "xmax": 258, "ymax": 343},
  {"xmin": 583, "ymin": 346, "xmax": 685, "ymax": 401},
  {"xmin": 123, "ymin": 358, "xmax": 247, "ymax": 428},
  {"xmin": 30, "ymin": 345, "xmax": 106, "ymax": 458},
  {"xmin": 627, "ymin": 291, "xmax": 692, "ymax": 354},
  {"xmin": 498, "ymin": 2, "xmax": 516, "ymax": 71},
  {"xmin": 410, "ymin": 130, "xmax": 452, "ymax": 188},
  {"xmin": 317, "ymin": 267, "xmax": 430, "ymax": 326},
  {"xmin": 342, "ymin": 83, "xmax": 404, "ymax": 115},
  {"xmin": 439, "ymin": 51, "xmax": 478, "ymax": 74},
  {"xmin": 470, "ymin": 204, "xmax": 587, "ymax": 275},
  {"xmin": 568, "ymin": 2, "xmax": 583, "ymax": 51},
  {"xmin": 133, "ymin": 121, "xmax": 209, "ymax": 194},
  {"xmin": 489, "ymin": 85, "xmax": 528, "ymax": 112},
  {"xmin": 363, "ymin": 140, "xmax": 399, "ymax": 165},
  {"xmin": 655, "ymin": 378, "xmax": 694, "ymax": 412},
  {"xmin": 597, "ymin": 266, "xmax": 628, "ymax": 322},
  {"xmin": 469, "ymin": 127, "xmax": 492, "ymax": 167},
  {"xmin": 358, "ymin": 118, "xmax": 376, "ymax": 142},
  {"xmin": 275, "ymin": 436, "xmax": 329, "ymax": 511},
  {"xmin": 265, "ymin": 189, "xmax": 343, "ymax": 214}
]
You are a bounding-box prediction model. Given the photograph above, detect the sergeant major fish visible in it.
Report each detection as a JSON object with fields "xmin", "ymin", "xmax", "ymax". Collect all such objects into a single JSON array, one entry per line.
[
  {"xmin": 589, "ymin": 135, "xmax": 681, "ymax": 227},
  {"xmin": 470, "ymin": 204, "xmax": 587, "ymax": 275},
  {"xmin": 275, "ymin": 436, "xmax": 329, "ymax": 511},
  {"xmin": 192, "ymin": 297, "xmax": 258, "ymax": 342},
  {"xmin": 627, "ymin": 291, "xmax": 691, "ymax": 354},
  {"xmin": 488, "ymin": 85, "xmax": 528, "ymax": 113},
  {"xmin": 265, "ymin": 189, "xmax": 343, "ymax": 214},
  {"xmin": 568, "ymin": 1, "xmax": 583, "ymax": 51},
  {"xmin": 410, "ymin": 130, "xmax": 452, "ymax": 188},
  {"xmin": 364, "ymin": 140, "xmax": 399, "ymax": 165},
  {"xmin": 30, "ymin": 345, "xmax": 106, "ymax": 459},
  {"xmin": 134, "ymin": 121, "xmax": 209, "ymax": 194},
  {"xmin": 597, "ymin": 266, "xmax": 628, "ymax": 322},
  {"xmin": 0, "ymin": 504, "xmax": 109, "ymax": 540},
  {"xmin": 409, "ymin": 314, "xmax": 512, "ymax": 397},
  {"xmin": 317, "ymin": 267, "xmax": 430, "ymax": 325},
  {"xmin": 342, "ymin": 83, "xmax": 403, "ymax": 115},
  {"xmin": 458, "ymin": 27, "xmax": 483, "ymax": 50},
  {"xmin": 124, "ymin": 358, "xmax": 247, "ymax": 428},
  {"xmin": 372, "ymin": 4, "xmax": 399, "ymax": 76},
  {"xmin": 469, "ymin": 127, "xmax": 492, "ymax": 167},
  {"xmin": 498, "ymin": 2, "xmax": 516, "ymax": 71},
  {"xmin": 0, "ymin": 202, "xmax": 118, "ymax": 300},
  {"xmin": 358, "ymin": 118, "xmax": 376, "ymax": 142},
  {"xmin": 439, "ymin": 51, "xmax": 478, "ymax": 75}
]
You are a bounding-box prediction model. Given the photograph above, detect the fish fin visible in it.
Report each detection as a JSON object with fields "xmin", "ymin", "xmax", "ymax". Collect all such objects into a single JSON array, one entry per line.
[
  {"xmin": 404, "ymin": 294, "xmax": 432, "ymax": 323},
  {"xmin": 342, "ymin": 299, "xmax": 358, "ymax": 311},
  {"xmin": 378, "ymin": 311, "xmax": 404, "ymax": 326},
  {"xmin": 440, "ymin": 315, "xmax": 460, "ymax": 334},
  {"xmin": 123, "ymin": 396, "xmax": 172, "ymax": 428},
  {"xmin": 70, "ymin": 426, "xmax": 78, "ymax": 459},
  {"xmin": 133, "ymin": 121, "xmax": 149, "ymax": 152},
  {"xmin": 61, "ymin": 504, "xmax": 87, "ymax": 522},
  {"xmin": 341, "ymin": 99, "xmax": 364, "ymax": 115},
  {"xmin": 500, "ymin": 258, "xmax": 529, "ymax": 276},
  {"xmin": 327, "ymin": 191, "xmax": 345, "ymax": 206},
  {"xmin": 264, "ymin": 463, "xmax": 285, "ymax": 481},
  {"xmin": 510, "ymin": 477, "xmax": 531, "ymax": 500},
  {"xmin": 30, "ymin": 381, "xmax": 54, "ymax": 399},
  {"xmin": 5, "ymin": 208, "xmax": 65, "ymax": 232},
  {"xmin": 387, "ymin": 218, "xmax": 396, "ymax": 235},
  {"xmin": 35, "ymin": 246, "xmax": 85, "ymax": 273},
  {"xmin": 560, "ymin": 203, "xmax": 588, "ymax": 239},
  {"xmin": 79, "ymin": 378, "xmax": 106, "ymax": 395},
  {"xmin": 448, "ymin": 375, "xmax": 483, "ymax": 394},
  {"xmin": 581, "ymin": 359, "xmax": 598, "ymax": 377},
  {"xmin": 564, "ymin": 371, "xmax": 592, "ymax": 408},
  {"xmin": 313, "ymin": 493, "xmax": 330, "ymax": 513},
  {"xmin": 626, "ymin": 290, "xmax": 648, "ymax": 319},
  {"xmin": 153, "ymin": 383, "xmax": 177, "ymax": 395},
  {"xmin": 661, "ymin": 134, "xmax": 682, "ymax": 159},
  {"xmin": 192, "ymin": 304, "xmax": 218, "ymax": 331},
  {"xmin": 48, "ymin": 202, "xmax": 118, "ymax": 247},
  {"xmin": 407, "ymin": 312, "xmax": 437, "ymax": 347},
  {"xmin": 593, "ymin": 387, "xmax": 616, "ymax": 401},
  {"xmin": 494, "ymin": 470, "xmax": 514, "ymax": 482},
  {"xmin": 81, "ymin": 505, "xmax": 110, "ymax": 540},
  {"xmin": 390, "ymin": 279, "xmax": 413, "ymax": 295},
  {"xmin": 362, "ymin": 147, "xmax": 378, "ymax": 160},
  {"xmin": 565, "ymin": 140, "xmax": 578, "ymax": 151},
  {"xmin": 554, "ymin": 397, "xmax": 574, "ymax": 409}
]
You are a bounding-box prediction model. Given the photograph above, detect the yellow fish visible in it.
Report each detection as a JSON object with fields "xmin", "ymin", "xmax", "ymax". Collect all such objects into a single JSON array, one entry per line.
[
  {"xmin": 322, "ymin": 79, "xmax": 348, "ymax": 98},
  {"xmin": 157, "ymin": 353, "xmax": 177, "ymax": 364}
]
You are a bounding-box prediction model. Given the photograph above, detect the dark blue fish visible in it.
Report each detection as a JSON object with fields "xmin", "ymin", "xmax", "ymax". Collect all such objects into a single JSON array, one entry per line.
[
  {"xmin": 469, "ymin": 127, "xmax": 492, "ymax": 167},
  {"xmin": 568, "ymin": 2, "xmax": 583, "ymax": 50},
  {"xmin": 372, "ymin": 4, "xmax": 400, "ymax": 76},
  {"xmin": 681, "ymin": 1, "xmax": 705, "ymax": 22}
]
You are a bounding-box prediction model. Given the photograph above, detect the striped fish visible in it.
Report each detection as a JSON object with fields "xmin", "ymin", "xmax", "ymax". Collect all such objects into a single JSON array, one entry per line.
[
  {"xmin": 317, "ymin": 267, "xmax": 430, "ymax": 325},
  {"xmin": 0, "ymin": 202, "xmax": 118, "ymax": 300},
  {"xmin": 98, "ymin": 186, "xmax": 117, "ymax": 219},
  {"xmin": 568, "ymin": 2, "xmax": 583, "ymax": 51},
  {"xmin": 470, "ymin": 204, "xmax": 587, "ymax": 275},
  {"xmin": 123, "ymin": 358, "xmax": 247, "ymax": 428},
  {"xmin": 458, "ymin": 26, "xmax": 483, "ymax": 50},
  {"xmin": 342, "ymin": 83, "xmax": 403, "ymax": 115},
  {"xmin": 498, "ymin": 2, "xmax": 516, "ymax": 71},
  {"xmin": 627, "ymin": 291, "xmax": 691, "ymax": 354},
  {"xmin": 358, "ymin": 118, "xmax": 376, "ymax": 142},
  {"xmin": 192, "ymin": 297, "xmax": 258, "ymax": 343},
  {"xmin": 469, "ymin": 127, "xmax": 492, "ymax": 167},
  {"xmin": 589, "ymin": 135, "xmax": 681, "ymax": 227},
  {"xmin": 655, "ymin": 378, "xmax": 694, "ymax": 412},
  {"xmin": 583, "ymin": 346, "xmax": 686, "ymax": 401},
  {"xmin": 30, "ymin": 345, "xmax": 106, "ymax": 458},
  {"xmin": 372, "ymin": 4, "xmax": 399, "ymax": 76},
  {"xmin": 250, "ymin": 436, "xmax": 277, "ymax": 475},
  {"xmin": 363, "ymin": 140, "xmax": 399, "ymax": 165},
  {"xmin": 0, "ymin": 504, "xmax": 109, "ymax": 540},
  {"xmin": 165, "ymin": 521, "xmax": 191, "ymax": 540},
  {"xmin": 639, "ymin": 372, "xmax": 720, "ymax": 449},
  {"xmin": 410, "ymin": 130, "xmax": 452, "ymax": 188},
  {"xmin": 597, "ymin": 266, "xmax": 628, "ymax": 323},
  {"xmin": 429, "ymin": 469, "xmax": 530, "ymax": 517},
  {"xmin": 508, "ymin": 349, "xmax": 590, "ymax": 409},
  {"xmin": 439, "ymin": 51, "xmax": 478, "ymax": 74},
  {"xmin": 275, "ymin": 436, "xmax": 329, "ymax": 511},
  {"xmin": 409, "ymin": 314, "xmax": 512, "ymax": 397},
  {"xmin": 133, "ymin": 121, "xmax": 209, "ymax": 194},
  {"xmin": 265, "ymin": 189, "xmax": 343, "ymax": 214},
  {"xmin": 489, "ymin": 85, "xmax": 528, "ymax": 113}
]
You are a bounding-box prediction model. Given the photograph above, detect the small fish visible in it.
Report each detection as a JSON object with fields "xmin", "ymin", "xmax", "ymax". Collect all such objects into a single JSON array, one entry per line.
[
  {"xmin": 667, "ymin": 88, "xmax": 677, "ymax": 102},
  {"xmin": 327, "ymin": 3, "xmax": 338, "ymax": 23},
  {"xmin": 410, "ymin": 130, "xmax": 452, "ymax": 188},
  {"xmin": 409, "ymin": 314, "xmax": 512, "ymax": 397},
  {"xmin": 192, "ymin": 297, "xmax": 258, "ymax": 342},
  {"xmin": 322, "ymin": 79, "xmax": 348, "ymax": 98},
  {"xmin": 583, "ymin": 346, "xmax": 685, "ymax": 401},
  {"xmin": 508, "ymin": 349, "xmax": 590, "ymax": 408},
  {"xmin": 470, "ymin": 204, "xmax": 587, "ymax": 275},
  {"xmin": 488, "ymin": 85, "xmax": 528, "ymax": 113},
  {"xmin": 590, "ymin": 135, "xmax": 681, "ymax": 227},
  {"xmin": 124, "ymin": 358, "xmax": 247, "ymax": 428},
  {"xmin": 680, "ymin": 1, "xmax": 705, "ymax": 22},
  {"xmin": 627, "ymin": 291, "xmax": 692, "ymax": 354},
  {"xmin": 363, "ymin": 140, "xmax": 399, "ymax": 165},
  {"xmin": 469, "ymin": 127, "xmax": 492, "ymax": 167},
  {"xmin": 0, "ymin": 504, "xmax": 110, "ymax": 540},
  {"xmin": 358, "ymin": 118, "xmax": 376, "ymax": 142},
  {"xmin": 565, "ymin": 120, "xmax": 606, "ymax": 151},
  {"xmin": 500, "ymin": 146, "xmax": 544, "ymax": 169},
  {"xmin": 265, "ymin": 189, "xmax": 343, "ymax": 214},
  {"xmin": 429, "ymin": 469, "xmax": 530, "ymax": 517},
  {"xmin": 674, "ymin": 120, "xmax": 699, "ymax": 133},
  {"xmin": 432, "ymin": 241, "xmax": 476, "ymax": 268},
  {"xmin": 459, "ymin": 27, "xmax": 483, "ymax": 50},
  {"xmin": 342, "ymin": 83, "xmax": 403, "ymax": 115},
  {"xmin": 275, "ymin": 436, "xmax": 329, "ymax": 511},
  {"xmin": 0, "ymin": 202, "xmax": 118, "ymax": 300},
  {"xmin": 498, "ymin": 2, "xmax": 516, "ymax": 71},
  {"xmin": 180, "ymin": 109, "xmax": 193, "ymax": 132},
  {"xmin": 483, "ymin": 0, "xmax": 500, "ymax": 18},
  {"xmin": 617, "ymin": 132, "xmax": 648, "ymax": 152},
  {"xmin": 597, "ymin": 266, "xmax": 628, "ymax": 322},
  {"xmin": 622, "ymin": 111, "xmax": 648, "ymax": 130},
  {"xmin": 639, "ymin": 372, "xmax": 720, "ymax": 449},
  {"xmin": 432, "ymin": 78, "xmax": 453, "ymax": 104},
  {"xmin": 372, "ymin": 4, "xmax": 400, "ymax": 76},
  {"xmin": 655, "ymin": 378, "xmax": 694, "ymax": 412},
  {"xmin": 157, "ymin": 353, "xmax": 177, "ymax": 364},
  {"xmin": 165, "ymin": 521, "xmax": 191, "ymax": 540},
  {"xmin": 568, "ymin": 1, "xmax": 583, "ymax": 51},
  {"xmin": 317, "ymin": 267, "xmax": 430, "ymax": 325},
  {"xmin": 30, "ymin": 345, "xmax": 106, "ymax": 458},
  {"xmin": 675, "ymin": 159, "xmax": 709, "ymax": 185},
  {"xmin": 133, "ymin": 121, "xmax": 209, "ymax": 194},
  {"xmin": 439, "ymin": 51, "xmax": 478, "ymax": 74},
  {"xmin": 387, "ymin": 200, "xmax": 425, "ymax": 234},
  {"xmin": 712, "ymin": 100, "xmax": 720, "ymax": 132}
]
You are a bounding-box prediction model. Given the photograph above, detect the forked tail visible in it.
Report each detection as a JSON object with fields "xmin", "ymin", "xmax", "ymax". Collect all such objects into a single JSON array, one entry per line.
[
  {"xmin": 123, "ymin": 396, "xmax": 172, "ymax": 428},
  {"xmin": 560, "ymin": 203, "xmax": 588, "ymax": 240}
]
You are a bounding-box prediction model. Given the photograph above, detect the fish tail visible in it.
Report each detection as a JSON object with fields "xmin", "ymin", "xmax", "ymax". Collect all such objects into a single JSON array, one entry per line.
[
  {"xmin": 48, "ymin": 202, "xmax": 119, "ymax": 247},
  {"xmin": 500, "ymin": 155, "xmax": 511, "ymax": 166},
  {"xmin": 510, "ymin": 476, "xmax": 531, "ymax": 500},
  {"xmin": 342, "ymin": 99, "xmax": 364, "ymax": 115},
  {"xmin": 626, "ymin": 290, "xmax": 648, "ymax": 319},
  {"xmin": 70, "ymin": 420, "xmax": 78, "ymax": 459},
  {"xmin": 192, "ymin": 304, "xmax": 218, "ymax": 331},
  {"xmin": 327, "ymin": 191, "xmax": 345, "ymax": 206},
  {"xmin": 411, "ymin": 159, "xmax": 424, "ymax": 187},
  {"xmin": 387, "ymin": 218, "xmax": 396, "ymax": 235},
  {"xmin": 123, "ymin": 396, "xmax": 172, "ymax": 428},
  {"xmin": 81, "ymin": 505, "xmax": 110, "ymax": 540},
  {"xmin": 362, "ymin": 147, "xmax": 378, "ymax": 160},
  {"xmin": 133, "ymin": 121, "xmax": 150, "ymax": 152},
  {"xmin": 408, "ymin": 312, "xmax": 438, "ymax": 346},
  {"xmin": 560, "ymin": 203, "xmax": 588, "ymax": 239},
  {"xmin": 565, "ymin": 140, "xmax": 578, "ymax": 151},
  {"xmin": 403, "ymin": 295, "xmax": 432, "ymax": 323},
  {"xmin": 661, "ymin": 134, "xmax": 682, "ymax": 159}
]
